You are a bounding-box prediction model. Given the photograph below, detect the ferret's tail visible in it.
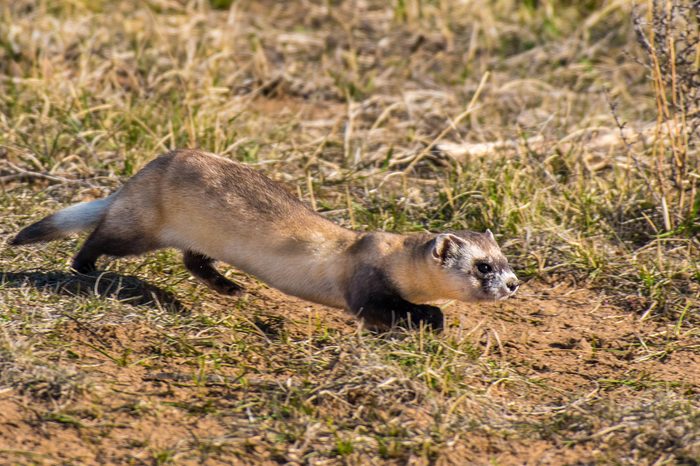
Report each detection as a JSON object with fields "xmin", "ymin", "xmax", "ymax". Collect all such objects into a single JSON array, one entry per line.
[{"xmin": 10, "ymin": 192, "xmax": 118, "ymax": 246}]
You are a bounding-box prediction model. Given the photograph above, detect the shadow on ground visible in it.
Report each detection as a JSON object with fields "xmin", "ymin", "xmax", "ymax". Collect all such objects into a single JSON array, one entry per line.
[{"xmin": 0, "ymin": 270, "xmax": 185, "ymax": 312}]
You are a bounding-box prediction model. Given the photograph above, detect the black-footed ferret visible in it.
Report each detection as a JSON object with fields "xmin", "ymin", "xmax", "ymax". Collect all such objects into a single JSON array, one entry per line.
[{"xmin": 10, "ymin": 149, "xmax": 519, "ymax": 330}]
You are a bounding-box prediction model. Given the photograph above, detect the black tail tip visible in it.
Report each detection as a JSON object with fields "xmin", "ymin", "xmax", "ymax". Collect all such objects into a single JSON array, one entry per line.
[
  {"xmin": 8, "ymin": 220, "xmax": 57, "ymax": 246},
  {"xmin": 8, "ymin": 231, "xmax": 33, "ymax": 246}
]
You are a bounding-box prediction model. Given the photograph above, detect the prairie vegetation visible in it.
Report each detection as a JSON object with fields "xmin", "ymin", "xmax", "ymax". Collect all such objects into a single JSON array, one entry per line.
[{"xmin": 0, "ymin": 0, "xmax": 698, "ymax": 464}]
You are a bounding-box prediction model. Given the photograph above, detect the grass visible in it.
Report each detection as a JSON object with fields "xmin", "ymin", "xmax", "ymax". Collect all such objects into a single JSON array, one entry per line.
[{"xmin": 0, "ymin": 0, "xmax": 699, "ymax": 464}]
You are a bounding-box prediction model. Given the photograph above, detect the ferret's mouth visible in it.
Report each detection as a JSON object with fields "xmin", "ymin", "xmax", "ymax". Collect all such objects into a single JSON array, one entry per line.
[
  {"xmin": 500, "ymin": 287, "xmax": 519, "ymax": 300},
  {"xmin": 478, "ymin": 275, "xmax": 519, "ymax": 301},
  {"xmin": 467, "ymin": 282, "xmax": 518, "ymax": 302},
  {"xmin": 482, "ymin": 287, "xmax": 517, "ymax": 301}
]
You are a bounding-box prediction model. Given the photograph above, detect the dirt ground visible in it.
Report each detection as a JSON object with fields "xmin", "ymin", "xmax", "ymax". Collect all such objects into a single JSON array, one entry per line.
[{"xmin": 0, "ymin": 274, "xmax": 697, "ymax": 465}]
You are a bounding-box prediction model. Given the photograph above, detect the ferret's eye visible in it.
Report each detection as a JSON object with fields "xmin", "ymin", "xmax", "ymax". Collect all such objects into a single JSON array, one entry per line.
[{"xmin": 476, "ymin": 263, "xmax": 492, "ymax": 274}]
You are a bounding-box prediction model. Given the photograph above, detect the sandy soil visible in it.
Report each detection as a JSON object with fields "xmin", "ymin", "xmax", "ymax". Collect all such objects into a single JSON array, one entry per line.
[{"xmin": 1, "ymin": 279, "xmax": 696, "ymax": 465}]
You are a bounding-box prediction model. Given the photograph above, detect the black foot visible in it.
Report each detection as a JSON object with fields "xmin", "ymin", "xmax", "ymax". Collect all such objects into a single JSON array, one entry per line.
[
  {"xmin": 71, "ymin": 260, "xmax": 97, "ymax": 274},
  {"xmin": 210, "ymin": 276, "xmax": 245, "ymax": 296},
  {"xmin": 356, "ymin": 304, "xmax": 444, "ymax": 333},
  {"xmin": 404, "ymin": 304, "xmax": 444, "ymax": 331},
  {"xmin": 183, "ymin": 251, "xmax": 244, "ymax": 296}
]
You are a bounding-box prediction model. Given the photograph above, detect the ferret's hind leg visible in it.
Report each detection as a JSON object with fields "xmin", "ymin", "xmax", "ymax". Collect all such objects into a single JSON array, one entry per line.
[
  {"xmin": 183, "ymin": 251, "xmax": 244, "ymax": 296},
  {"xmin": 71, "ymin": 225, "xmax": 159, "ymax": 274}
]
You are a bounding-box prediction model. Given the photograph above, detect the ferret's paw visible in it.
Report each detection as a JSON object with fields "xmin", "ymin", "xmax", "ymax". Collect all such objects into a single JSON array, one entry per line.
[
  {"xmin": 408, "ymin": 304, "xmax": 444, "ymax": 332},
  {"xmin": 212, "ymin": 277, "xmax": 245, "ymax": 296}
]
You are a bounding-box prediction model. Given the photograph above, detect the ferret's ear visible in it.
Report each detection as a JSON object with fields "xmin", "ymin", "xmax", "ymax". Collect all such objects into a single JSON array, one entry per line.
[
  {"xmin": 431, "ymin": 234, "xmax": 464, "ymax": 264},
  {"xmin": 484, "ymin": 229, "xmax": 495, "ymax": 241}
]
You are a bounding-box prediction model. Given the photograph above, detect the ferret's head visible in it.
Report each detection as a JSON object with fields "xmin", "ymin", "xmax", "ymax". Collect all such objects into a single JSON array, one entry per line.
[{"xmin": 425, "ymin": 230, "xmax": 518, "ymax": 302}]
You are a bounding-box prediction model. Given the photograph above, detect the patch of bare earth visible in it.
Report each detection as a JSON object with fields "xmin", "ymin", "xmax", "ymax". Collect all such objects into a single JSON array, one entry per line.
[{"xmin": 0, "ymin": 279, "xmax": 696, "ymax": 465}]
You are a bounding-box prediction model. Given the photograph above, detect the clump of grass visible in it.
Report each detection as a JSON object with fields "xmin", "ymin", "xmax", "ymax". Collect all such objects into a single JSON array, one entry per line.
[
  {"xmin": 628, "ymin": 0, "xmax": 700, "ymax": 232},
  {"xmin": 593, "ymin": 0, "xmax": 700, "ymax": 322},
  {"xmin": 0, "ymin": 333, "xmax": 85, "ymax": 402},
  {"xmin": 545, "ymin": 395, "xmax": 700, "ymax": 464}
]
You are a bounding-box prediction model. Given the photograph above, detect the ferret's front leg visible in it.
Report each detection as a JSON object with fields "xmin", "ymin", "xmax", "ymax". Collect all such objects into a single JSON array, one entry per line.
[
  {"xmin": 350, "ymin": 294, "xmax": 444, "ymax": 331},
  {"xmin": 345, "ymin": 266, "xmax": 444, "ymax": 331}
]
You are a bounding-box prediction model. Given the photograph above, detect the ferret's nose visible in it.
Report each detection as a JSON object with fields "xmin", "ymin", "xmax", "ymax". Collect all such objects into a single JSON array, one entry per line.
[{"xmin": 506, "ymin": 280, "xmax": 519, "ymax": 293}]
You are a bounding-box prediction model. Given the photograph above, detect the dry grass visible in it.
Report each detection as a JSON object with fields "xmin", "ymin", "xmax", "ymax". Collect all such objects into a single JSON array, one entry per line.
[{"xmin": 0, "ymin": 0, "xmax": 699, "ymax": 464}]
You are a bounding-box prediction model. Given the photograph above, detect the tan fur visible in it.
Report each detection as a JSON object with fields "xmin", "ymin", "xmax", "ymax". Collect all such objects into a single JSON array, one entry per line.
[{"xmin": 96, "ymin": 150, "xmax": 359, "ymax": 307}]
